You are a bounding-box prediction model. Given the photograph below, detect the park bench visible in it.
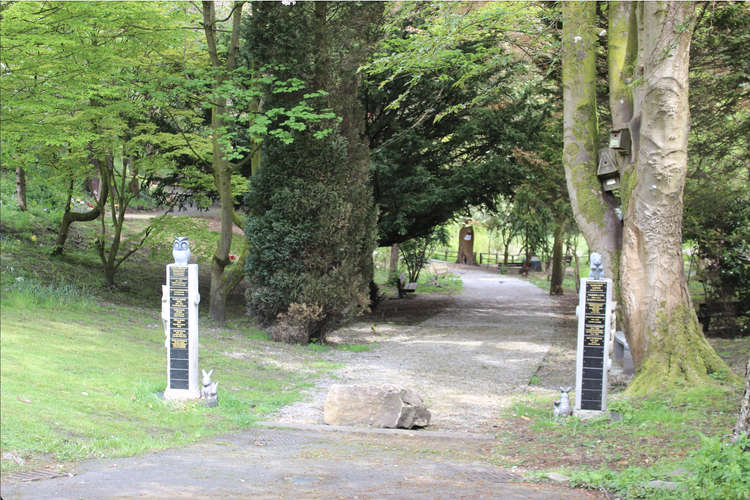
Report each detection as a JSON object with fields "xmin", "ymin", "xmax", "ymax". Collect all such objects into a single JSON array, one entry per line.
[
  {"xmin": 498, "ymin": 262, "xmax": 524, "ymax": 274},
  {"xmin": 697, "ymin": 301, "xmax": 742, "ymax": 335},
  {"xmin": 613, "ymin": 331, "xmax": 634, "ymax": 375},
  {"xmin": 397, "ymin": 272, "xmax": 418, "ymax": 298},
  {"xmin": 428, "ymin": 260, "xmax": 450, "ymax": 285}
]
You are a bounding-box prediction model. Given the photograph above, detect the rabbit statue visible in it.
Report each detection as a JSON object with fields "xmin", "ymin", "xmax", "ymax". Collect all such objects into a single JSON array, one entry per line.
[
  {"xmin": 553, "ymin": 386, "xmax": 573, "ymax": 419},
  {"xmin": 200, "ymin": 369, "xmax": 214, "ymax": 400}
]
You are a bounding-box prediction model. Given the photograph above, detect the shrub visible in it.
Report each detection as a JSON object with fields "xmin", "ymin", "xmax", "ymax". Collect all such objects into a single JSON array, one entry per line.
[
  {"xmin": 270, "ymin": 303, "xmax": 324, "ymax": 344},
  {"xmin": 399, "ymin": 228, "xmax": 449, "ymax": 282},
  {"xmin": 245, "ymin": 131, "xmax": 377, "ymax": 342}
]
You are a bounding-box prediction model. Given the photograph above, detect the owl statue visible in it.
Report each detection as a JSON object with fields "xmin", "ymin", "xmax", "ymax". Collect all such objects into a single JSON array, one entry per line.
[
  {"xmin": 173, "ymin": 237, "xmax": 190, "ymax": 265},
  {"xmin": 589, "ymin": 252, "xmax": 604, "ymax": 280}
]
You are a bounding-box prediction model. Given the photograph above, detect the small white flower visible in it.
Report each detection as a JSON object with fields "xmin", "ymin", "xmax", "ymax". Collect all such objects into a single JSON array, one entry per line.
[
  {"xmin": 281, "ymin": 0, "xmax": 295, "ymax": 5},
  {"xmin": 599, "ymin": 29, "xmax": 607, "ymax": 37},
  {"xmin": 573, "ymin": 36, "xmax": 582, "ymax": 44}
]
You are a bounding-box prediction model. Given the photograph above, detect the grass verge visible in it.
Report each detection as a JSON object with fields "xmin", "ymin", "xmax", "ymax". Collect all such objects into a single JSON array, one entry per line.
[
  {"xmin": 0, "ymin": 281, "xmax": 339, "ymax": 475},
  {"xmin": 491, "ymin": 383, "xmax": 748, "ymax": 499}
]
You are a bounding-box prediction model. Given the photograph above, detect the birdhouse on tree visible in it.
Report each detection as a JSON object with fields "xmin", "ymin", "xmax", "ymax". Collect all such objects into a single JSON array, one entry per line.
[
  {"xmin": 609, "ymin": 128, "xmax": 631, "ymax": 153},
  {"xmin": 597, "ymin": 148, "xmax": 621, "ymax": 192}
]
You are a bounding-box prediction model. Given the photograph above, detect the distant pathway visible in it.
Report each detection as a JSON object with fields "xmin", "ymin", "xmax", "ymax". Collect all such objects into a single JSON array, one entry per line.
[
  {"xmin": 274, "ymin": 266, "xmax": 569, "ymax": 433},
  {"xmin": 3, "ymin": 267, "xmax": 599, "ymax": 499}
]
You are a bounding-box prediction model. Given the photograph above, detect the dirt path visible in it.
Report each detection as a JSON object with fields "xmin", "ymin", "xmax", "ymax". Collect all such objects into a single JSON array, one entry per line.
[{"xmin": 3, "ymin": 266, "xmax": 602, "ymax": 499}]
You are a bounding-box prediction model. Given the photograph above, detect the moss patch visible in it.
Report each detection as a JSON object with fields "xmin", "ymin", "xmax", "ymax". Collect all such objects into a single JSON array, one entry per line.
[{"xmin": 626, "ymin": 305, "xmax": 740, "ymax": 396}]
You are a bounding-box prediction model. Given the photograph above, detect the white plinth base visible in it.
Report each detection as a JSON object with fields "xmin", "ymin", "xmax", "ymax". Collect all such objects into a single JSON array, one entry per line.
[
  {"xmin": 163, "ymin": 388, "xmax": 200, "ymax": 401},
  {"xmin": 573, "ymin": 409, "xmax": 608, "ymax": 420}
]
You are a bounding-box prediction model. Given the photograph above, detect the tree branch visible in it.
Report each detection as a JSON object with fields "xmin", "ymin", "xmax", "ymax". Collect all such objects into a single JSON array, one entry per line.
[
  {"xmin": 162, "ymin": 107, "xmax": 210, "ymax": 166},
  {"xmin": 115, "ymin": 225, "xmax": 153, "ymax": 270},
  {"xmin": 201, "ymin": 1, "xmax": 221, "ymax": 68},
  {"xmin": 225, "ymin": 1, "xmax": 245, "ymax": 72}
]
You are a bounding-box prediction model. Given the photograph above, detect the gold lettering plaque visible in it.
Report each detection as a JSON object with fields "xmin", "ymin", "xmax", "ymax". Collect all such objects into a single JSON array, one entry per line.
[{"xmin": 171, "ymin": 339, "xmax": 187, "ymax": 349}]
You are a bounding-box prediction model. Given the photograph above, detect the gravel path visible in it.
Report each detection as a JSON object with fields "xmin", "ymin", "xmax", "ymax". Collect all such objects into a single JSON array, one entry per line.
[
  {"xmin": 271, "ymin": 266, "xmax": 572, "ymax": 433},
  {"xmin": 3, "ymin": 266, "xmax": 602, "ymax": 499}
]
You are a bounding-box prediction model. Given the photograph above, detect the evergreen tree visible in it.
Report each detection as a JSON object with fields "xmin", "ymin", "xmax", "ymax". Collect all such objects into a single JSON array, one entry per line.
[{"xmin": 243, "ymin": 2, "xmax": 381, "ymax": 342}]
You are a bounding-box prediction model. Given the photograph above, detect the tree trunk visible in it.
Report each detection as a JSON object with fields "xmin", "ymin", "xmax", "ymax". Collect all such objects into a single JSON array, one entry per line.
[
  {"xmin": 456, "ymin": 225, "xmax": 475, "ymax": 265},
  {"xmin": 550, "ymin": 221, "xmax": 566, "ymax": 295},
  {"xmin": 622, "ymin": 2, "xmax": 731, "ymax": 392},
  {"xmin": 52, "ymin": 166, "xmax": 109, "ymax": 256},
  {"xmin": 389, "ymin": 243, "xmax": 399, "ymax": 278},
  {"xmin": 733, "ymin": 356, "xmax": 750, "ymax": 446},
  {"xmin": 15, "ymin": 167, "xmax": 27, "ymax": 211},
  {"xmin": 608, "ymin": 1, "xmax": 637, "ymax": 132},
  {"xmin": 208, "ymin": 98, "xmax": 233, "ymax": 323},
  {"xmin": 203, "ymin": 1, "xmax": 245, "ymax": 324},
  {"xmin": 561, "ymin": 2, "xmax": 621, "ymax": 282}
]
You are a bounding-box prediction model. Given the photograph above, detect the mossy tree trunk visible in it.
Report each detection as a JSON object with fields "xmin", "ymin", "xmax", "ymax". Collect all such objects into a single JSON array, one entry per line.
[
  {"xmin": 563, "ymin": 1, "xmax": 733, "ymax": 394},
  {"xmin": 622, "ymin": 2, "xmax": 731, "ymax": 393},
  {"xmin": 561, "ymin": 2, "xmax": 621, "ymax": 282}
]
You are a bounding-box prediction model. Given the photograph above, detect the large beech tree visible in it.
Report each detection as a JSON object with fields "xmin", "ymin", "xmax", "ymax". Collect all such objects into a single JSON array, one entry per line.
[{"xmin": 562, "ymin": 1, "xmax": 732, "ymax": 393}]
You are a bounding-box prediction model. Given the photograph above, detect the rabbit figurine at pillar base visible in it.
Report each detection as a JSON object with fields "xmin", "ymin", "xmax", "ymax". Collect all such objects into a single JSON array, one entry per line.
[
  {"xmin": 200, "ymin": 369, "xmax": 218, "ymax": 407},
  {"xmin": 553, "ymin": 387, "xmax": 573, "ymax": 419}
]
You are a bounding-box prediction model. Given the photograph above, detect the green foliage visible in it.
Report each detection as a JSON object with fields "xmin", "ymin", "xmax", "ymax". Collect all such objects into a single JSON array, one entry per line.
[
  {"xmin": 568, "ymin": 435, "xmax": 750, "ymax": 499},
  {"xmin": 683, "ymin": 3, "xmax": 750, "ymax": 334},
  {"xmin": 245, "ymin": 131, "xmax": 376, "ymax": 340},
  {"xmin": 243, "ymin": 3, "xmax": 379, "ymax": 341},
  {"xmin": 364, "ymin": 2, "xmax": 555, "ymax": 246},
  {"xmin": 399, "ymin": 228, "xmax": 448, "ymax": 282},
  {"xmin": 682, "ymin": 434, "xmax": 750, "ymax": 500},
  {"xmin": 684, "ymin": 170, "xmax": 750, "ymax": 334}
]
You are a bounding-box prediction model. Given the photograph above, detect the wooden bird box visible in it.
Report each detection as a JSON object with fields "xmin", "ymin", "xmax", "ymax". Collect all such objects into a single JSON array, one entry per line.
[
  {"xmin": 609, "ymin": 128, "xmax": 631, "ymax": 152},
  {"xmin": 597, "ymin": 148, "xmax": 620, "ymax": 191}
]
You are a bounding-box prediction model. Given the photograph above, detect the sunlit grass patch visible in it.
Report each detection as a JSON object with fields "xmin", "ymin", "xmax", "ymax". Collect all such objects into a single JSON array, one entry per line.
[{"xmin": 0, "ymin": 298, "xmax": 338, "ymax": 471}]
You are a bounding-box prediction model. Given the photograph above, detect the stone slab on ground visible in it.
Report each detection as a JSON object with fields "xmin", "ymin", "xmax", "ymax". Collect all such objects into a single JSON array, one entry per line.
[{"xmin": 323, "ymin": 384, "xmax": 430, "ymax": 428}]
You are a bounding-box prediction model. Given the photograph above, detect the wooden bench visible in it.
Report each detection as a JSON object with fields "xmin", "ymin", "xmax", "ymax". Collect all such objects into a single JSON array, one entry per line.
[
  {"xmin": 428, "ymin": 260, "xmax": 450, "ymax": 285},
  {"xmin": 498, "ymin": 262, "xmax": 524, "ymax": 274},
  {"xmin": 697, "ymin": 301, "xmax": 741, "ymax": 335},
  {"xmin": 397, "ymin": 272, "xmax": 418, "ymax": 298}
]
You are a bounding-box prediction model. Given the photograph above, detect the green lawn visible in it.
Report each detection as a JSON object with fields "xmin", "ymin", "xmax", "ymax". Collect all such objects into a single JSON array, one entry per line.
[
  {"xmin": 0, "ymin": 289, "xmax": 340, "ymax": 471},
  {"xmin": 495, "ymin": 385, "xmax": 748, "ymax": 499}
]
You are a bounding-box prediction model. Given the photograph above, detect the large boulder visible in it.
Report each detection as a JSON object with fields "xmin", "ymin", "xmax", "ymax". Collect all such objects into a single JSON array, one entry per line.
[{"xmin": 323, "ymin": 384, "xmax": 431, "ymax": 429}]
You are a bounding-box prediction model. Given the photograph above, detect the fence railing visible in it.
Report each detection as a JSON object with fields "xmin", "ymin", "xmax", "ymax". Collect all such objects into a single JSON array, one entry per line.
[
  {"xmin": 430, "ymin": 249, "xmax": 459, "ymax": 262},
  {"xmin": 431, "ymin": 251, "xmax": 577, "ymax": 267}
]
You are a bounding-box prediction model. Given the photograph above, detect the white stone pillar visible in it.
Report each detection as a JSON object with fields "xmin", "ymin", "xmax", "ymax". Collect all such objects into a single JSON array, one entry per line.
[{"xmin": 163, "ymin": 238, "xmax": 200, "ymax": 400}]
